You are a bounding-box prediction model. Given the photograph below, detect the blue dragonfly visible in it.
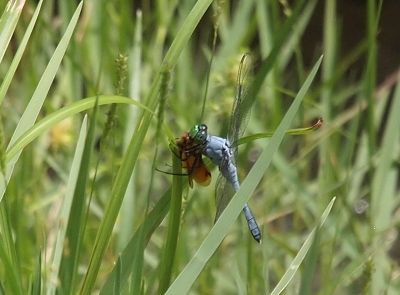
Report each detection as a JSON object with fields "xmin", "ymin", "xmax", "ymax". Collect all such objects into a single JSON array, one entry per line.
[{"xmin": 185, "ymin": 54, "xmax": 262, "ymax": 243}]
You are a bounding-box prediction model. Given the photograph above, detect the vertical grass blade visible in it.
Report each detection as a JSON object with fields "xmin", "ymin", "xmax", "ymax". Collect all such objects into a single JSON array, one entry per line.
[
  {"xmin": 58, "ymin": 98, "xmax": 99, "ymax": 293},
  {"xmin": 363, "ymin": 0, "xmax": 381, "ymax": 155},
  {"xmin": 370, "ymin": 71, "xmax": 400, "ymax": 294},
  {"xmin": 0, "ymin": 0, "xmax": 43, "ymax": 105},
  {"xmin": 118, "ymin": 9, "xmax": 143, "ymax": 253},
  {"xmin": 157, "ymin": 147, "xmax": 183, "ymax": 294},
  {"xmin": 46, "ymin": 116, "xmax": 88, "ymax": 295},
  {"xmin": 31, "ymin": 252, "xmax": 42, "ymax": 295},
  {"xmin": 112, "ymin": 256, "xmax": 122, "ymax": 295},
  {"xmin": 0, "ymin": 196, "xmax": 23, "ymax": 294},
  {"xmin": 318, "ymin": 0, "xmax": 338, "ymax": 202}
]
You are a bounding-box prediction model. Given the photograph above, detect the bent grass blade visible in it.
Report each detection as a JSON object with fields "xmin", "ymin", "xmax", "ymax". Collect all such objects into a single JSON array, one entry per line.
[{"xmin": 237, "ymin": 118, "xmax": 323, "ymax": 146}]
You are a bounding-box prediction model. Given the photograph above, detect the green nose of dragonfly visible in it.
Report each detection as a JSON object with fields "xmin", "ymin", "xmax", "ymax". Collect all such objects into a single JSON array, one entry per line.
[{"xmin": 189, "ymin": 124, "xmax": 208, "ymax": 144}]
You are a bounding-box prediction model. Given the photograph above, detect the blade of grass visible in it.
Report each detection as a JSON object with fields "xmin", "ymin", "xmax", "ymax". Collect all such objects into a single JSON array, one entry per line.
[
  {"xmin": 270, "ymin": 197, "xmax": 336, "ymax": 295},
  {"xmin": 0, "ymin": 280, "xmax": 5, "ymax": 295},
  {"xmin": 207, "ymin": 0, "xmax": 255, "ymax": 80},
  {"xmin": 214, "ymin": 0, "xmax": 312, "ymax": 124},
  {"xmin": 0, "ymin": 0, "xmax": 43, "ymax": 105},
  {"xmin": 371, "ymin": 69, "xmax": 400, "ymax": 294},
  {"xmin": 6, "ymin": 96, "xmax": 150, "ymax": 162},
  {"xmin": 58, "ymin": 97, "xmax": 99, "ymax": 294},
  {"xmin": 0, "ymin": 196, "xmax": 23, "ymax": 294},
  {"xmin": 322, "ymin": 246, "xmax": 378, "ymax": 294},
  {"xmin": 152, "ymin": 67, "xmax": 174, "ymax": 294},
  {"xmin": 298, "ymin": 224, "xmax": 321, "ymax": 295},
  {"xmin": 0, "ymin": 0, "xmax": 25, "ymax": 65},
  {"xmin": 363, "ymin": 0, "xmax": 382, "ymax": 156},
  {"xmin": 157, "ymin": 146, "xmax": 184, "ymax": 294},
  {"xmin": 118, "ymin": 8, "xmax": 143, "ymax": 254},
  {"xmin": 278, "ymin": 0, "xmax": 318, "ymax": 69},
  {"xmin": 250, "ymin": 0, "xmax": 308, "ymax": 98},
  {"xmin": 98, "ymin": 187, "xmax": 172, "ymax": 294},
  {"xmin": 237, "ymin": 118, "xmax": 323, "ymax": 145},
  {"xmin": 127, "ymin": 42, "xmax": 146, "ymax": 295},
  {"xmin": 112, "ymin": 256, "xmax": 122, "ymax": 295},
  {"xmin": 46, "ymin": 116, "xmax": 88, "ymax": 295},
  {"xmin": 31, "ymin": 252, "xmax": 42, "ymax": 295}
]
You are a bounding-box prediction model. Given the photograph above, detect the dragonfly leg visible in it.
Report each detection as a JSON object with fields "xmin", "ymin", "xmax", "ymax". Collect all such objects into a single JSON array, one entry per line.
[
  {"xmin": 179, "ymin": 150, "xmax": 198, "ymax": 161},
  {"xmin": 155, "ymin": 167, "xmax": 191, "ymax": 176},
  {"xmin": 181, "ymin": 143, "xmax": 206, "ymax": 154},
  {"xmin": 185, "ymin": 153, "xmax": 202, "ymax": 175},
  {"xmin": 242, "ymin": 203, "xmax": 262, "ymax": 243},
  {"xmin": 169, "ymin": 142, "xmax": 183, "ymax": 159}
]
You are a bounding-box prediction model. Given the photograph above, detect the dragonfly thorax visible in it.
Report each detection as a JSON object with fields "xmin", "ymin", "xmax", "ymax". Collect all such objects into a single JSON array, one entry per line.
[{"xmin": 189, "ymin": 124, "xmax": 208, "ymax": 145}]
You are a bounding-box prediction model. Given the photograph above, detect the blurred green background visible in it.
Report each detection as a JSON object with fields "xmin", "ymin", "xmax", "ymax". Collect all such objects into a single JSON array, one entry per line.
[{"xmin": 0, "ymin": 0, "xmax": 399, "ymax": 294}]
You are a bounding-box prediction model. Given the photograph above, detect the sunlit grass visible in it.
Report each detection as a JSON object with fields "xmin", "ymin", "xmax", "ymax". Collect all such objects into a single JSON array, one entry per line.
[{"xmin": 0, "ymin": 0, "xmax": 398, "ymax": 294}]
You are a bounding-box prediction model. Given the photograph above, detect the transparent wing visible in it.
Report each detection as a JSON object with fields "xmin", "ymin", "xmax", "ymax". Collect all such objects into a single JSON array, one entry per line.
[
  {"xmin": 213, "ymin": 54, "xmax": 261, "ymax": 242},
  {"xmin": 227, "ymin": 53, "xmax": 255, "ymax": 151},
  {"xmin": 214, "ymin": 54, "xmax": 255, "ymax": 222},
  {"xmin": 214, "ymin": 173, "xmax": 235, "ymax": 222}
]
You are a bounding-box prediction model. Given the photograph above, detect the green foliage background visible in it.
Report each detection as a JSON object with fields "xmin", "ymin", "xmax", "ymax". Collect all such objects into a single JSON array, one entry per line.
[{"xmin": 0, "ymin": 0, "xmax": 399, "ymax": 294}]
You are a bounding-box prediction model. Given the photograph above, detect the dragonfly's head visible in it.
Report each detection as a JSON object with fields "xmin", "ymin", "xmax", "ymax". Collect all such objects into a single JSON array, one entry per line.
[{"xmin": 189, "ymin": 124, "xmax": 208, "ymax": 145}]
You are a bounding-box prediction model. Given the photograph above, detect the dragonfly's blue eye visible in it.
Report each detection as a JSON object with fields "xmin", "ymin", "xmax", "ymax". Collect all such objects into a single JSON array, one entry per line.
[{"xmin": 189, "ymin": 124, "xmax": 208, "ymax": 144}]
